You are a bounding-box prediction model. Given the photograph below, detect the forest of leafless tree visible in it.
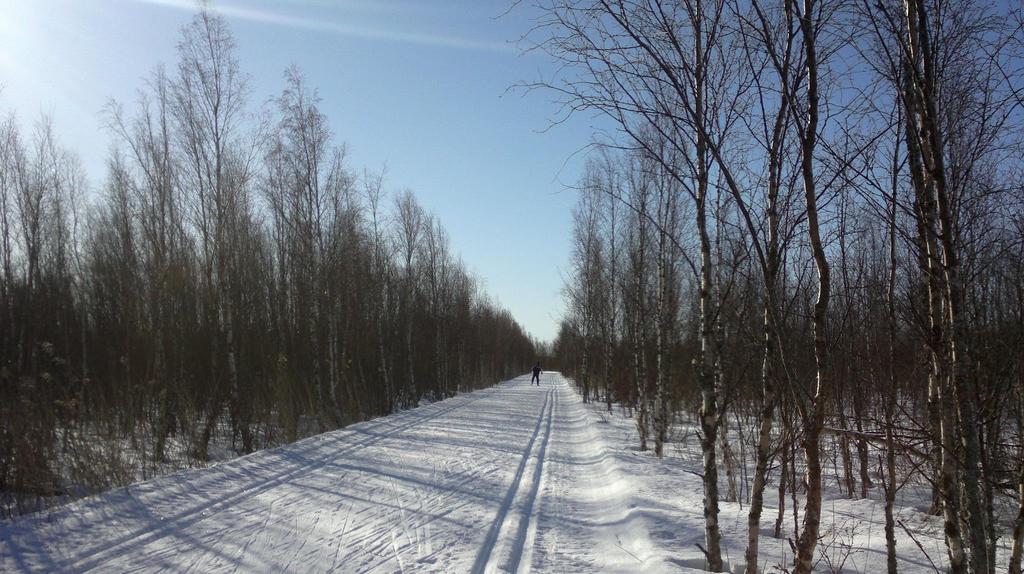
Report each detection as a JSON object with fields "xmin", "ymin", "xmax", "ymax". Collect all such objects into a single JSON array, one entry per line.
[
  {"xmin": 542, "ymin": 0, "xmax": 1024, "ymax": 572},
  {"xmin": 0, "ymin": 9, "xmax": 535, "ymax": 517}
]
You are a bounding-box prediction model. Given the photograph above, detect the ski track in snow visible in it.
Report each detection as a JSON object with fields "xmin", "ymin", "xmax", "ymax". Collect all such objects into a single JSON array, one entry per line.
[
  {"xmin": 471, "ymin": 387, "xmax": 553, "ymax": 574},
  {"xmin": 1, "ymin": 373, "xmax": 962, "ymax": 573},
  {"xmin": 0, "ymin": 375, "xmax": 678, "ymax": 573}
]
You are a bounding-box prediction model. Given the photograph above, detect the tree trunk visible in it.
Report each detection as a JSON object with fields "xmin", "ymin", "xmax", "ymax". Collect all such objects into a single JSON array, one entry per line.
[
  {"xmin": 719, "ymin": 416, "xmax": 738, "ymax": 503},
  {"xmin": 884, "ymin": 143, "xmax": 900, "ymax": 574},
  {"xmin": 853, "ymin": 389, "xmax": 872, "ymax": 498},
  {"xmin": 634, "ymin": 289, "xmax": 649, "ymax": 451},
  {"xmin": 793, "ymin": 3, "xmax": 830, "ymax": 570},
  {"xmin": 774, "ymin": 422, "xmax": 788, "ymax": 539},
  {"xmin": 1010, "ymin": 417, "xmax": 1024, "ymax": 574},
  {"xmin": 743, "ymin": 38, "xmax": 788, "ymax": 569},
  {"xmin": 745, "ymin": 306, "xmax": 777, "ymax": 572},
  {"xmin": 903, "ymin": 1, "xmax": 985, "ymax": 568},
  {"xmin": 696, "ymin": 190, "xmax": 723, "ymax": 571},
  {"xmin": 837, "ymin": 408, "xmax": 855, "ymax": 498},
  {"xmin": 653, "ymin": 193, "xmax": 670, "ymax": 458}
]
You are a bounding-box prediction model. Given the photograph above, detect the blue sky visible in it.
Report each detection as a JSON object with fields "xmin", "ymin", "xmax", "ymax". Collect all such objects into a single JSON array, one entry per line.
[{"xmin": 0, "ymin": 0, "xmax": 601, "ymax": 343}]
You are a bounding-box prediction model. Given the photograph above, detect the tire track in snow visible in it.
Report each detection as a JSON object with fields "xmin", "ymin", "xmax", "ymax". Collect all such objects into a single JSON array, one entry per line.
[
  {"xmin": 60, "ymin": 387, "xmax": 493, "ymax": 572},
  {"xmin": 471, "ymin": 386, "xmax": 555, "ymax": 574}
]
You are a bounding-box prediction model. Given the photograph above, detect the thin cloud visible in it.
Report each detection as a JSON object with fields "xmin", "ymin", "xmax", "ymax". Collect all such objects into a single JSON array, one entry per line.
[
  {"xmin": 134, "ymin": 0, "xmax": 517, "ymax": 54},
  {"xmin": 271, "ymin": 0, "xmax": 429, "ymax": 16}
]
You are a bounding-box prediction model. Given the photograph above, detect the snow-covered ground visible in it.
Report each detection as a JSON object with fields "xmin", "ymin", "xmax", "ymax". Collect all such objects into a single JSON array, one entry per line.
[
  {"xmin": 0, "ymin": 373, "xmax": 1000, "ymax": 572},
  {"xmin": 582, "ymin": 402, "xmax": 998, "ymax": 574}
]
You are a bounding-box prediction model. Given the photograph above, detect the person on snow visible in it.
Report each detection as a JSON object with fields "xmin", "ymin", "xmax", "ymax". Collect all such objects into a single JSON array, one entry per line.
[{"xmin": 531, "ymin": 362, "xmax": 542, "ymax": 386}]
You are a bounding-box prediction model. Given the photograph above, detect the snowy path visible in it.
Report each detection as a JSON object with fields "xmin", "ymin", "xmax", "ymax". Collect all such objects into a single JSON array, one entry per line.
[{"xmin": 0, "ymin": 374, "xmax": 680, "ymax": 573}]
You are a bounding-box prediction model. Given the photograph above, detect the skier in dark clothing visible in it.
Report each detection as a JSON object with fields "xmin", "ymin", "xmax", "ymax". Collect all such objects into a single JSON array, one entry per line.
[{"xmin": 531, "ymin": 363, "xmax": 542, "ymax": 385}]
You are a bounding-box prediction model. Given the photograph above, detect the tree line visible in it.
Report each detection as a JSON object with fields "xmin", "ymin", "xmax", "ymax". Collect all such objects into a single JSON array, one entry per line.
[
  {"xmin": 0, "ymin": 9, "xmax": 535, "ymax": 516},
  {"xmin": 542, "ymin": 0, "xmax": 1024, "ymax": 572}
]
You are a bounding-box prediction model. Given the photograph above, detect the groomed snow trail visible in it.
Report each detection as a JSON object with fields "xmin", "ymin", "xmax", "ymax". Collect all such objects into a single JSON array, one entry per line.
[{"xmin": 0, "ymin": 374, "xmax": 678, "ymax": 573}]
